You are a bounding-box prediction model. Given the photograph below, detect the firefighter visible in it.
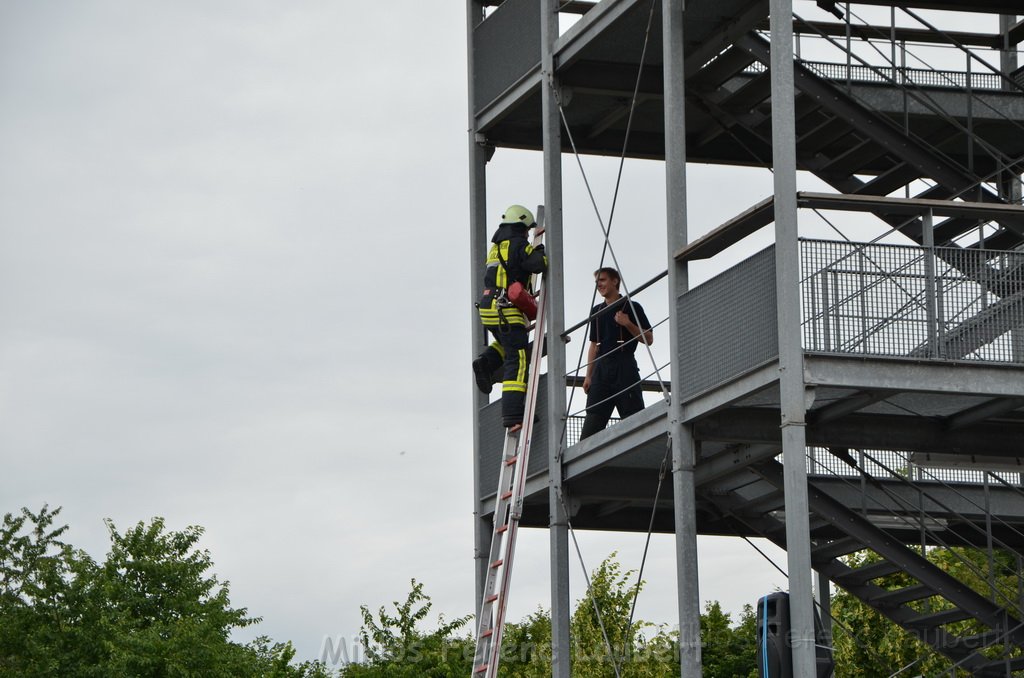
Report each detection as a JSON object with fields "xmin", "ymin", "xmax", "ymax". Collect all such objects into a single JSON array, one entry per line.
[{"xmin": 472, "ymin": 204, "xmax": 547, "ymax": 431}]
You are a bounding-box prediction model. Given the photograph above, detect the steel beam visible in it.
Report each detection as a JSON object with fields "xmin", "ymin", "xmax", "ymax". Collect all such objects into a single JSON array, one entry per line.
[
  {"xmin": 695, "ymin": 407, "xmax": 1024, "ymax": 456},
  {"xmin": 554, "ymin": 0, "xmax": 648, "ymax": 71},
  {"xmin": 944, "ymin": 396, "xmax": 1024, "ymax": 430},
  {"xmin": 664, "ymin": 0, "xmax": 701, "ymax": 674},
  {"xmin": 468, "ymin": 0, "xmax": 492, "ymax": 619},
  {"xmin": 807, "ymin": 389, "xmax": 895, "ymax": 425},
  {"xmin": 680, "ymin": 362, "xmax": 780, "ymax": 420},
  {"xmin": 694, "ymin": 443, "xmax": 781, "ymax": 488},
  {"xmin": 768, "ymin": 0, "xmax": 817, "ymax": 673},
  {"xmin": 850, "ymin": 0, "xmax": 1022, "ymax": 13},
  {"xmin": 541, "ymin": 2, "xmax": 571, "ymax": 674},
  {"xmin": 804, "ymin": 354, "xmax": 1024, "ymax": 398}
]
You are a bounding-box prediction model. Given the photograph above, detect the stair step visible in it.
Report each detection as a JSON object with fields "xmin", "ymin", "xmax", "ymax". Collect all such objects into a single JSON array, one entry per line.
[
  {"xmin": 797, "ymin": 116, "xmax": 851, "ymax": 156},
  {"xmin": 834, "ymin": 560, "xmax": 903, "ymax": 587},
  {"xmin": 690, "ymin": 46, "xmax": 757, "ymax": 91},
  {"xmin": 718, "ymin": 71, "xmax": 772, "ymax": 114},
  {"xmin": 933, "ymin": 215, "xmax": 985, "ymax": 245},
  {"xmin": 948, "ymin": 629, "xmax": 1007, "ymax": 652},
  {"xmin": 904, "ymin": 607, "xmax": 974, "ymax": 629},
  {"xmin": 975, "ymin": 656, "xmax": 1024, "ymax": 676},
  {"xmin": 742, "ymin": 490, "xmax": 785, "ymax": 516},
  {"xmin": 977, "ymin": 228, "xmax": 1024, "ymax": 251},
  {"xmin": 915, "ymin": 184, "xmax": 956, "ymax": 201},
  {"xmin": 808, "ymin": 516, "xmax": 832, "ymax": 533},
  {"xmin": 793, "ymin": 94, "xmax": 826, "ymax": 124},
  {"xmin": 868, "ymin": 584, "xmax": 934, "ymax": 608},
  {"xmin": 812, "ymin": 537, "xmax": 864, "ymax": 563},
  {"xmin": 856, "ymin": 162, "xmax": 921, "ymax": 197},
  {"xmin": 819, "ymin": 138, "xmax": 889, "ymax": 176}
]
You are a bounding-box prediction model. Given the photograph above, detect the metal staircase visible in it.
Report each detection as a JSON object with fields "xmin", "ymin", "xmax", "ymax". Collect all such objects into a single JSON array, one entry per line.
[
  {"xmin": 687, "ymin": 30, "xmax": 1024, "ymax": 250},
  {"xmin": 703, "ymin": 456, "xmax": 1024, "ymax": 675},
  {"xmin": 688, "ymin": 25, "xmax": 1024, "ymax": 368}
]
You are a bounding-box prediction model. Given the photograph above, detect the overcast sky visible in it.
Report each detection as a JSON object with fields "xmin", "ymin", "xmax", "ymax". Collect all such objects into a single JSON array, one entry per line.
[{"xmin": 2, "ymin": 0, "xmax": 1000, "ymax": 667}]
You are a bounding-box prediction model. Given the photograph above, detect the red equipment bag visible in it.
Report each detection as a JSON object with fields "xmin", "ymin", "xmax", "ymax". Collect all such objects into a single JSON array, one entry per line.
[{"xmin": 507, "ymin": 282, "xmax": 537, "ymax": 320}]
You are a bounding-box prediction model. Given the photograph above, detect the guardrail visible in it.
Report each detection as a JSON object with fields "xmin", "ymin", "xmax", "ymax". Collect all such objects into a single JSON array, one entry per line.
[
  {"xmin": 800, "ymin": 239, "xmax": 1024, "ymax": 364},
  {"xmin": 806, "ymin": 447, "xmax": 1023, "ymax": 486},
  {"xmin": 744, "ymin": 60, "xmax": 1007, "ymax": 91}
]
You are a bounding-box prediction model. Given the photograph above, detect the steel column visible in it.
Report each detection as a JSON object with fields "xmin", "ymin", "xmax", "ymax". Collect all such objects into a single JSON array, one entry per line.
[
  {"xmin": 815, "ymin": 570, "xmax": 833, "ymax": 654},
  {"xmin": 541, "ymin": 1, "xmax": 570, "ymax": 676},
  {"xmin": 1000, "ymin": 14, "xmax": 1022, "ymax": 203},
  {"xmin": 467, "ymin": 0, "xmax": 492, "ymax": 616},
  {"xmin": 663, "ymin": 0, "xmax": 700, "ymax": 676},
  {"xmin": 769, "ymin": 0, "xmax": 817, "ymax": 675}
]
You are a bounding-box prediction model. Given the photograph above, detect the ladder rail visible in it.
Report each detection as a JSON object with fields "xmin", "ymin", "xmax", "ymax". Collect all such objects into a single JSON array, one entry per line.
[{"xmin": 473, "ymin": 432, "xmax": 520, "ymax": 653}]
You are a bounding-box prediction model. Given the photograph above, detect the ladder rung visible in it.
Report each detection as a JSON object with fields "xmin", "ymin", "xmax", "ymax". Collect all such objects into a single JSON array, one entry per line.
[
  {"xmin": 474, "ymin": 664, "xmax": 489, "ymax": 674},
  {"xmin": 481, "ymin": 628, "xmax": 494, "ymax": 638},
  {"xmin": 485, "ymin": 594, "xmax": 498, "ymax": 603},
  {"xmin": 496, "ymin": 524, "xmax": 509, "ymax": 534},
  {"xmin": 505, "ymin": 456, "xmax": 519, "ymax": 466},
  {"xmin": 501, "ymin": 491, "xmax": 513, "ymax": 500},
  {"xmin": 490, "ymin": 559, "xmax": 504, "ymax": 569}
]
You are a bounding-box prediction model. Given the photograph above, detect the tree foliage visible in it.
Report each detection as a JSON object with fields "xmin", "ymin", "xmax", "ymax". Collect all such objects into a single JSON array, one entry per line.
[
  {"xmin": 343, "ymin": 553, "xmax": 758, "ymax": 677},
  {"xmin": 699, "ymin": 601, "xmax": 758, "ymax": 678},
  {"xmin": 0, "ymin": 505, "xmax": 329, "ymax": 677},
  {"xmin": 339, "ymin": 578, "xmax": 473, "ymax": 677}
]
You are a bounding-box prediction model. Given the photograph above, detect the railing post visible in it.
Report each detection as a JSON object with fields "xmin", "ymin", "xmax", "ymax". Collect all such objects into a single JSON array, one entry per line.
[
  {"xmin": 921, "ymin": 209, "xmax": 939, "ymax": 358},
  {"xmin": 966, "ymin": 54, "xmax": 975, "ymax": 175},
  {"xmin": 821, "ymin": 267, "xmax": 832, "ymax": 352},
  {"xmin": 999, "ymin": 15, "xmax": 1023, "ymax": 203},
  {"xmin": 858, "ymin": 249, "xmax": 868, "ymax": 353}
]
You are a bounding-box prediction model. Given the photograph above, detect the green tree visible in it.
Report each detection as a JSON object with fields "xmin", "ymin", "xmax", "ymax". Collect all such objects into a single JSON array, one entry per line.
[
  {"xmin": 342, "ymin": 554, "xmax": 762, "ymax": 677},
  {"xmin": 340, "ymin": 578, "xmax": 473, "ymax": 677},
  {"xmin": 566, "ymin": 554, "xmax": 677, "ymax": 677},
  {"xmin": 0, "ymin": 505, "xmax": 330, "ymax": 677},
  {"xmin": 499, "ymin": 607, "xmax": 554, "ymax": 677},
  {"xmin": 700, "ymin": 601, "xmax": 757, "ymax": 678}
]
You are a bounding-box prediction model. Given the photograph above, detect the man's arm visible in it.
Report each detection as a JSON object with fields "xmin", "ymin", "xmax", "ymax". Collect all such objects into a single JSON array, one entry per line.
[
  {"xmin": 583, "ymin": 340, "xmax": 598, "ymax": 393},
  {"xmin": 521, "ymin": 242, "xmax": 547, "ymax": 274},
  {"xmin": 614, "ymin": 309, "xmax": 653, "ymax": 346}
]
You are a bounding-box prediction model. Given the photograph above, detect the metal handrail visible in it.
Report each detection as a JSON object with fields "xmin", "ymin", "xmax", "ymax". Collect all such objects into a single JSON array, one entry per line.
[
  {"xmin": 800, "ymin": 240, "xmax": 1024, "ymax": 365},
  {"xmin": 744, "ymin": 59, "xmax": 1007, "ymax": 91}
]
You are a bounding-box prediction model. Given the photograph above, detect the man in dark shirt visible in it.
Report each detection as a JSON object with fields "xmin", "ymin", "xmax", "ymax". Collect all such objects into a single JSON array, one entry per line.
[{"xmin": 580, "ymin": 267, "xmax": 653, "ymax": 440}]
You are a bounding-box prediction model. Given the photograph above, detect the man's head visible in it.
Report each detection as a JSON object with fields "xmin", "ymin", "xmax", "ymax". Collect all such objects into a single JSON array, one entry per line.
[{"xmin": 593, "ymin": 267, "xmax": 621, "ymax": 299}]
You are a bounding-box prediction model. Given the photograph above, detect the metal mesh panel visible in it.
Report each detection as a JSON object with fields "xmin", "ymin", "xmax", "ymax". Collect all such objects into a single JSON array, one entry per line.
[
  {"xmin": 801, "ymin": 240, "xmax": 1024, "ymax": 364},
  {"xmin": 565, "ymin": 415, "xmax": 619, "ymax": 447},
  {"xmin": 678, "ymin": 245, "xmax": 778, "ymax": 398},
  {"xmin": 806, "ymin": 448, "xmax": 1023, "ymax": 486},
  {"xmin": 472, "ymin": 0, "xmax": 541, "ymax": 113}
]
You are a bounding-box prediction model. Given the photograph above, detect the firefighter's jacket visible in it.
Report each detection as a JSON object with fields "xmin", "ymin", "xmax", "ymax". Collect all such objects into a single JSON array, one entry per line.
[{"xmin": 478, "ymin": 223, "xmax": 548, "ymax": 327}]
